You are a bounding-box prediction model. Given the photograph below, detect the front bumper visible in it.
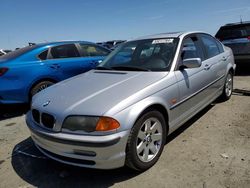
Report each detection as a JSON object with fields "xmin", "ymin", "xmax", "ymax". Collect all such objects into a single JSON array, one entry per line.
[{"xmin": 26, "ymin": 112, "xmax": 130, "ymax": 169}]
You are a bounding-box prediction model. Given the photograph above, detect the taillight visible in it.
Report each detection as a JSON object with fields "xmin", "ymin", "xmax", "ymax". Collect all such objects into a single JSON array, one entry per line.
[
  {"xmin": 0, "ymin": 68, "xmax": 8, "ymax": 76},
  {"xmin": 247, "ymin": 36, "xmax": 250, "ymax": 40}
]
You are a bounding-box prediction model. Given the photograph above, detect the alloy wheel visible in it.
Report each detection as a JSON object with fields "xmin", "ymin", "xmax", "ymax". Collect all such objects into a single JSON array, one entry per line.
[{"xmin": 136, "ymin": 117, "xmax": 163, "ymax": 162}]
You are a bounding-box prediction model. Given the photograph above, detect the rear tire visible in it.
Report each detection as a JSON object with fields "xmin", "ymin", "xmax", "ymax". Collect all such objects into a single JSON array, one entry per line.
[
  {"xmin": 125, "ymin": 111, "xmax": 166, "ymax": 171},
  {"xmin": 220, "ymin": 71, "xmax": 233, "ymax": 101},
  {"xmin": 30, "ymin": 81, "xmax": 55, "ymax": 97}
]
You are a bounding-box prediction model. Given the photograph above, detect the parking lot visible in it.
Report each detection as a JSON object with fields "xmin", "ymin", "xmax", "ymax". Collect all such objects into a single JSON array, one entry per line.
[{"xmin": 0, "ymin": 64, "xmax": 249, "ymax": 188}]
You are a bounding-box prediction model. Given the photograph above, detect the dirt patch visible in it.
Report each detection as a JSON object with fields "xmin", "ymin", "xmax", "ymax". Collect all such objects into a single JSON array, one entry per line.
[{"xmin": 5, "ymin": 123, "xmax": 16, "ymax": 127}]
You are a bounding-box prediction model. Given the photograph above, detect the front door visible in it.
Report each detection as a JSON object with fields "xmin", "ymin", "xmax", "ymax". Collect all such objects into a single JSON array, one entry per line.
[{"xmin": 171, "ymin": 35, "xmax": 211, "ymax": 128}]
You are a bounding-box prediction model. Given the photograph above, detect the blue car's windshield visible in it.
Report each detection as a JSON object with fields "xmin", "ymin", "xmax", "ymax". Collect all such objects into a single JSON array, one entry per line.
[
  {"xmin": 97, "ymin": 38, "xmax": 179, "ymax": 71},
  {"xmin": 0, "ymin": 45, "xmax": 37, "ymax": 61}
]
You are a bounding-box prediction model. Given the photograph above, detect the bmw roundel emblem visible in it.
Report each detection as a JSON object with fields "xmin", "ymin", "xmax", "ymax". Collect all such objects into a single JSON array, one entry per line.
[{"xmin": 43, "ymin": 100, "xmax": 50, "ymax": 107}]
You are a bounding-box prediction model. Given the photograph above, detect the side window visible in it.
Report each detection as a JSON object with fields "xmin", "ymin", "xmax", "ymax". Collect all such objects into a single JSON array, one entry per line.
[
  {"xmin": 215, "ymin": 40, "xmax": 224, "ymax": 53},
  {"xmin": 200, "ymin": 35, "xmax": 220, "ymax": 58},
  {"xmin": 50, "ymin": 44, "xmax": 80, "ymax": 59},
  {"xmin": 38, "ymin": 50, "xmax": 48, "ymax": 60},
  {"xmin": 181, "ymin": 36, "xmax": 203, "ymax": 60},
  {"xmin": 79, "ymin": 44, "xmax": 109, "ymax": 57}
]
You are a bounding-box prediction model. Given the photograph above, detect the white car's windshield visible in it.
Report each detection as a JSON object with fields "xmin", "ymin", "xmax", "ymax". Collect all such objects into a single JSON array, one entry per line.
[{"xmin": 97, "ymin": 38, "xmax": 179, "ymax": 71}]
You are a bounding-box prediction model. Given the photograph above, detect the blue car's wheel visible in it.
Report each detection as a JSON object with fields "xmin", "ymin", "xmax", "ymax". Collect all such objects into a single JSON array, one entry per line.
[{"xmin": 30, "ymin": 81, "xmax": 55, "ymax": 97}]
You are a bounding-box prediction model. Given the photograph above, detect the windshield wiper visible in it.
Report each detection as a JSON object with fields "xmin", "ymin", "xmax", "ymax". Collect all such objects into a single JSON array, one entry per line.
[
  {"xmin": 94, "ymin": 66, "xmax": 113, "ymax": 70},
  {"xmin": 110, "ymin": 66, "xmax": 150, "ymax": 72}
]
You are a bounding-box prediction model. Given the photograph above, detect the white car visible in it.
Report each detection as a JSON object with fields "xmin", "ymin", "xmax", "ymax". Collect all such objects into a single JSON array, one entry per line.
[{"xmin": 0, "ymin": 49, "xmax": 12, "ymax": 56}]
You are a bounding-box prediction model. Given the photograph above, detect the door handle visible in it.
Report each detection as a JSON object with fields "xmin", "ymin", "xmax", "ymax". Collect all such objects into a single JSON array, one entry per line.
[
  {"xmin": 222, "ymin": 56, "xmax": 227, "ymax": 61},
  {"xmin": 50, "ymin": 64, "xmax": 60, "ymax": 69},
  {"xmin": 204, "ymin": 64, "xmax": 211, "ymax": 70}
]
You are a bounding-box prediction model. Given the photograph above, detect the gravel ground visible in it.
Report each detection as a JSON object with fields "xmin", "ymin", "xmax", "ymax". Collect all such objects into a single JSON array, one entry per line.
[{"xmin": 0, "ymin": 66, "xmax": 249, "ymax": 188}]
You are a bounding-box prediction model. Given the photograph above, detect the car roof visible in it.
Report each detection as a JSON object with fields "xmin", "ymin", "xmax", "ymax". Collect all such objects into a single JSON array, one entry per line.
[
  {"xmin": 131, "ymin": 31, "xmax": 205, "ymax": 41},
  {"xmin": 35, "ymin": 40, "xmax": 94, "ymax": 47},
  {"xmin": 222, "ymin": 21, "xmax": 250, "ymax": 27}
]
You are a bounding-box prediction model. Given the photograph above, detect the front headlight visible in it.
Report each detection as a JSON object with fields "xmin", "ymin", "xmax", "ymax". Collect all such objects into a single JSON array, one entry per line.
[{"xmin": 62, "ymin": 116, "xmax": 120, "ymax": 132}]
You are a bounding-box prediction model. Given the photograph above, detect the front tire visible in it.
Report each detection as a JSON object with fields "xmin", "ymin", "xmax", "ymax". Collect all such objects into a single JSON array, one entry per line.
[
  {"xmin": 220, "ymin": 71, "xmax": 233, "ymax": 101},
  {"xmin": 125, "ymin": 111, "xmax": 167, "ymax": 171}
]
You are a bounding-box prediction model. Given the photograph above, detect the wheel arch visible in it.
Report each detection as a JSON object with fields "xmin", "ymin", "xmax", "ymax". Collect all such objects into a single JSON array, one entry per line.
[
  {"xmin": 28, "ymin": 77, "xmax": 58, "ymax": 99},
  {"xmin": 114, "ymin": 99, "xmax": 170, "ymax": 136},
  {"xmin": 137, "ymin": 104, "xmax": 169, "ymax": 135},
  {"xmin": 228, "ymin": 67, "xmax": 234, "ymax": 75}
]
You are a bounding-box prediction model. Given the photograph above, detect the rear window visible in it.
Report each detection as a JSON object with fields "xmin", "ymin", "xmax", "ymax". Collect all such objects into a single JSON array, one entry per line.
[
  {"xmin": 0, "ymin": 45, "xmax": 37, "ymax": 60},
  {"xmin": 216, "ymin": 25, "xmax": 250, "ymax": 40}
]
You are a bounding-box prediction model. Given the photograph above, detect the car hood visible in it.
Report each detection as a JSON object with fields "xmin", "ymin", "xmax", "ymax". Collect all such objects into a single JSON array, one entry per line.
[{"xmin": 32, "ymin": 70, "xmax": 168, "ymax": 116}]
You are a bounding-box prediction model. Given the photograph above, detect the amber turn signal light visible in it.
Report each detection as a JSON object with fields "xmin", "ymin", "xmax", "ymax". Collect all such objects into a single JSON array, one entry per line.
[{"xmin": 95, "ymin": 117, "xmax": 120, "ymax": 131}]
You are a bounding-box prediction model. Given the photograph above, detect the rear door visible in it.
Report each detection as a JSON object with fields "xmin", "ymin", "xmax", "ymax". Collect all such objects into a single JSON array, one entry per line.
[
  {"xmin": 39, "ymin": 43, "xmax": 110, "ymax": 80},
  {"xmin": 199, "ymin": 34, "xmax": 227, "ymax": 93},
  {"xmin": 41, "ymin": 43, "xmax": 84, "ymax": 80}
]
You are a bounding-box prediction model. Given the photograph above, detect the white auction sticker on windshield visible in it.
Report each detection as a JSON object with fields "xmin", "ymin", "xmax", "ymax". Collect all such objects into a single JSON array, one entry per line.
[{"xmin": 152, "ymin": 39, "xmax": 174, "ymax": 44}]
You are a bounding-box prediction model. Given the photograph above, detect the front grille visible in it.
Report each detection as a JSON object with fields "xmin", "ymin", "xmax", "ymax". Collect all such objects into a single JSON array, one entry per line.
[
  {"xmin": 32, "ymin": 109, "xmax": 40, "ymax": 124},
  {"xmin": 41, "ymin": 113, "xmax": 55, "ymax": 129}
]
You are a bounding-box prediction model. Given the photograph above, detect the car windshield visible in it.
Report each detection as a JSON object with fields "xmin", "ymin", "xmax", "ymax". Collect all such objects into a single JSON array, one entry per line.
[
  {"xmin": 216, "ymin": 25, "xmax": 250, "ymax": 40},
  {"xmin": 0, "ymin": 45, "xmax": 37, "ymax": 60},
  {"xmin": 97, "ymin": 38, "xmax": 179, "ymax": 72}
]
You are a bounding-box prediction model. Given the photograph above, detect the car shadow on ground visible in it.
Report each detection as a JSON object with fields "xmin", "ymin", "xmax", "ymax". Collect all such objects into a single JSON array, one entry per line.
[
  {"xmin": 11, "ymin": 138, "xmax": 141, "ymax": 188},
  {"xmin": 11, "ymin": 105, "xmax": 214, "ymax": 188},
  {"xmin": 0, "ymin": 104, "xmax": 29, "ymax": 121},
  {"xmin": 165, "ymin": 104, "xmax": 214, "ymax": 145}
]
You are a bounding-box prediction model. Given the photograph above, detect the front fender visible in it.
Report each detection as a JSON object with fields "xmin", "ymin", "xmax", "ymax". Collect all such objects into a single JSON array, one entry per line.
[{"xmin": 111, "ymin": 96, "xmax": 170, "ymax": 132}]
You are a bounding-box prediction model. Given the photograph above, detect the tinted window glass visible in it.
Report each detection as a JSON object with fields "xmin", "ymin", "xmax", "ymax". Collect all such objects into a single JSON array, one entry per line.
[
  {"xmin": 0, "ymin": 52, "xmax": 4, "ymax": 56},
  {"xmin": 201, "ymin": 35, "xmax": 220, "ymax": 58},
  {"xmin": 215, "ymin": 40, "xmax": 224, "ymax": 53},
  {"xmin": 0, "ymin": 45, "xmax": 37, "ymax": 60},
  {"xmin": 38, "ymin": 50, "xmax": 48, "ymax": 60},
  {"xmin": 50, "ymin": 44, "xmax": 80, "ymax": 59},
  {"xmin": 80, "ymin": 44, "xmax": 109, "ymax": 57},
  {"xmin": 215, "ymin": 25, "xmax": 250, "ymax": 40},
  {"xmin": 181, "ymin": 36, "xmax": 203, "ymax": 60}
]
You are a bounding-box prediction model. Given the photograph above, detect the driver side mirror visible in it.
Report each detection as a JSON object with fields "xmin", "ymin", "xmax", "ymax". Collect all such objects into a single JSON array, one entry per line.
[{"xmin": 181, "ymin": 58, "xmax": 202, "ymax": 69}]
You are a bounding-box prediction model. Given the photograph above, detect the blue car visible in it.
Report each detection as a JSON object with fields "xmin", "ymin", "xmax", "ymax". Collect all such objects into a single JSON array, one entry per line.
[{"xmin": 0, "ymin": 41, "xmax": 110, "ymax": 104}]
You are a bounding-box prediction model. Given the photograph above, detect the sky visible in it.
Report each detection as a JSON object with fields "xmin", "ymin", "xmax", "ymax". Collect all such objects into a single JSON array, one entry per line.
[{"xmin": 1, "ymin": 0, "xmax": 250, "ymax": 50}]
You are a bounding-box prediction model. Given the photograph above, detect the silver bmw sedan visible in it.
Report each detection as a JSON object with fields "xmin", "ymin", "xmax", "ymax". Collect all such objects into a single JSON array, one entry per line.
[{"xmin": 26, "ymin": 31, "xmax": 236, "ymax": 171}]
